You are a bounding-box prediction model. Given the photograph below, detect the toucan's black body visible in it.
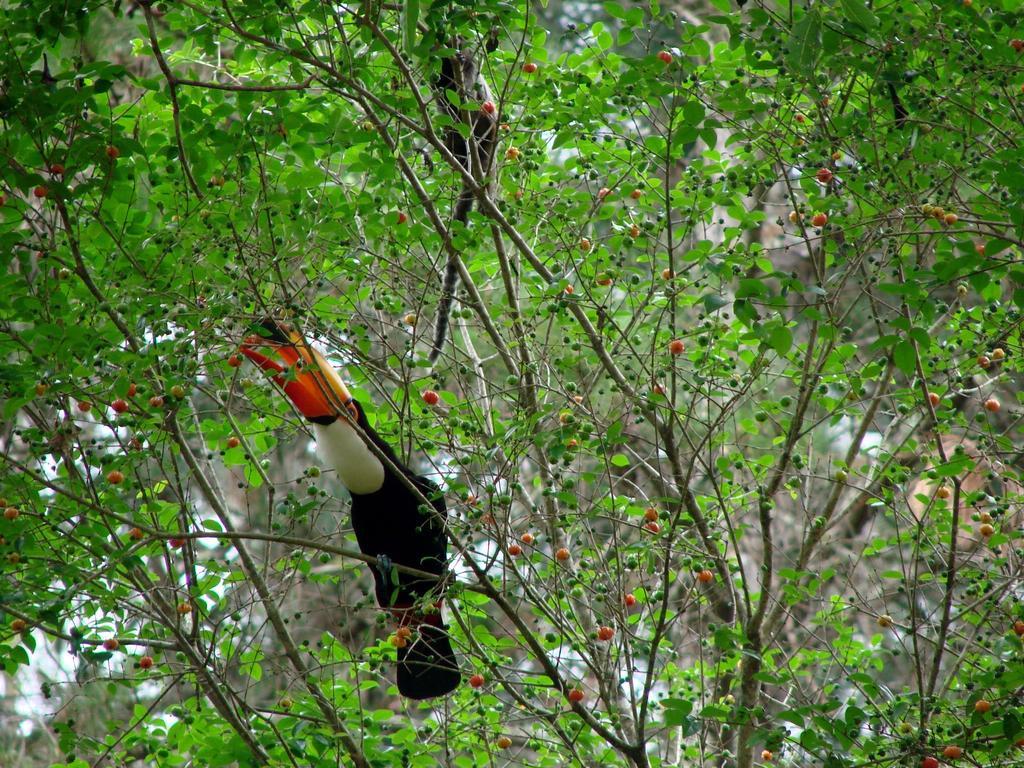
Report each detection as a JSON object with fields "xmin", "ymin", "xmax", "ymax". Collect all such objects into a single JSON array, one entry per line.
[
  {"xmin": 240, "ymin": 322, "xmax": 459, "ymax": 699},
  {"xmin": 341, "ymin": 405, "xmax": 460, "ymax": 699}
]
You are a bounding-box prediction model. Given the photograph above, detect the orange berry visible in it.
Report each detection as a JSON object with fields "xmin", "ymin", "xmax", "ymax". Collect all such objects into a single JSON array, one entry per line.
[
  {"xmin": 522, "ymin": 62, "xmax": 538, "ymax": 74},
  {"xmin": 103, "ymin": 638, "xmax": 120, "ymax": 651},
  {"xmin": 597, "ymin": 626, "xmax": 614, "ymax": 641},
  {"xmin": 942, "ymin": 746, "xmax": 963, "ymax": 760},
  {"xmin": 521, "ymin": 532, "xmax": 535, "ymax": 545},
  {"xmin": 928, "ymin": 392, "xmax": 940, "ymax": 407},
  {"xmin": 697, "ymin": 569, "xmax": 714, "ymax": 583},
  {"xmin": 555, "ymin": 547, "xmax": 570, "ymax": 562},
  {"xmin": 106, "ymin": 470, "xmax": 125, "ymax": 485},
  {"xmin": 3, "ymin": 507, "xmax": 19, "ymax": 521},
  {"xmin": 979, "ymin": 523, "xmax": 995, "ymax": 537},
  {"xmin": 507, "ymin": 543, "xmax": 522, "ymax": 556},
  {"xmin": 496, "ymin": 735, "xmax": 513, "ymax": 749},
  {"xmin": 811, "ymin": 212, "xmax": 828, "ymax": 227},
  {"xmin": 469, "ymin": 673, "xmax": 485, "ymax": 688},
  {"xmin": 984, "ymin": 398, "xmax": 1000, "ymax": 412},
  {"xmin": 579, "ymin": 237, "xmax": 592, "ymax": 253},
  {"xmin": 669, "ymin": 339, "xmax": 685, "ymax": 355},
  {"xmin": 936, "ymin": 486, "xmax": 951, "ymax": 500},
  {"xmin": 974, "ymin": 699, "xmax": 991, "ymax": 714},
  {"xmin": 761, "ymin": 750, "xmax": 773, "ymax": 761},
  {"xmin": 644, "ymin": 507, "xmax": 659, "ymax": 522},
  {"xmin": 139, "ymin": 655, "xmax": 154, "ymax": 669},
  {"xmin": 11, "ymin": 618, "xmax": 27, "ymax": 632},
  {"xmin": 567, "ymin": 688, "xmax": 585, "ymax": 703},
  {"xmin": 226, "ymin": 436, "xmax": 241, "ymax": 449},
  {"xmin": 624, "ymin": 593, "xmax": 637, "ymax": 607}
]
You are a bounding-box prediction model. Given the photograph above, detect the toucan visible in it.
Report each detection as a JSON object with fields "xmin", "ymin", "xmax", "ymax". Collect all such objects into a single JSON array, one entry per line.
[{"xmin": 239, "ymin": 320, "xmax": 460, "ymax": 699}]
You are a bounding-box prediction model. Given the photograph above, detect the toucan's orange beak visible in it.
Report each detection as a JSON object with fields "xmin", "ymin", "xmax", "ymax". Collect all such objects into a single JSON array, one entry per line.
[{"xmin": 240, "ymin": 322, "xmax": 357, "ymax": 422}]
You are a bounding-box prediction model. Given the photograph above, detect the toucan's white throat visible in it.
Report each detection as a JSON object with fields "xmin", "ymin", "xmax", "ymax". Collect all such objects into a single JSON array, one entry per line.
[{"xmin": 313, "ymin": 420, "xmax": 385, "ymax": 495}]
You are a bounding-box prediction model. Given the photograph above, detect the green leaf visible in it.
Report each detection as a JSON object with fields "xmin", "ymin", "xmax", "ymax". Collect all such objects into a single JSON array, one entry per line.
[
  {"xmin": 767, "ymin": 326, "xmax": 792, "ymax": 355},
  {"xmin": 839, "ymin": 0, "xmax": 878, "ymax": 29},
  {"xmin": 787, "ymin": 11, "xmax": 822, "ymax": 77},
  {"xmin": 893, "ymin": 340, "xmax": 916, "ymax": 376}
]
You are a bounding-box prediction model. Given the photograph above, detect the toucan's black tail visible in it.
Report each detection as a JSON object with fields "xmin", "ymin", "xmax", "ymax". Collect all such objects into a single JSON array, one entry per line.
[
  {"xmin": 397, "ymin": 622, "xmax": 460, "ymax": 699},
  {"xmin": 429, "ymin": 258, "xmax": 461, "ymax": 364}
]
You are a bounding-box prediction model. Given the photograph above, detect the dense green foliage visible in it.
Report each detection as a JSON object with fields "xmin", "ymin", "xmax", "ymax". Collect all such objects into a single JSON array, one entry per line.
[{"xmin": 1, "ymin": 0, "xmax": 1024, "ymax": 766}]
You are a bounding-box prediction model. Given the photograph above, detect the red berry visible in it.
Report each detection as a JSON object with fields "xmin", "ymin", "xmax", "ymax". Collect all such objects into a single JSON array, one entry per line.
[
  {"xmin": 422, "ymin": 389, "xmax": 440, "ymax": 406},
  {"xmin": 630, "ymin": 189, "xmax": 643, "ymax": 199},
  {"xmin": 396, "ymin": 211, "xmax": 408, "ymax": 225},
  {"xmin": 106, "ymin": 470, "xmax": 125, "ymax": 485},
  {"xmin": 469, "ymin": 673, "xmax": 485, "ymax": 688},
  {"xmin": 657, "ymin": 51, "xmax": 672, "ymax": 64},
  {"xmin": 507, "ymin": 543, "xmax": 522, "ymax": 556},
  {"xmin": 226, "ymin": 436, "xmax": 241, "ymax": 449},
  {"xmin": 149, "ymin": 395, "xmax": 165, "ymax": 409},
  {"xmin": 77, "ymin": 400, "xmax": 92, "ymax": 412},
  {"xmin": 816, "ymin": 168, "xmax": 833, "ymax": 184},
  {"xmin": 139, "ymin": 655, "xmax": 154, "ymax": 669},
  {"xmin": 1013, "ymin": 620, "xmax": 1024, "ymax": 636},
  {"xmin": 597, "ymin": 626, "xmax": 614, "ymax": 641},
  {"xmin": 111, "ymin": 399, "xmax": 129, "ymax": 413},
  {"xmin": 644, "ymin": 521, "xmax": 661, "ymax": 533},
  {"xmin": 521, "ymin": 532, "xmax": 535, "ymax": 545},
  {"xmin": 697, "ymin": 569, "xmax": 714, "ymax": 583},
  {"xmin": 3, "ymin": 507, "xmax": 19, "ymax": 521},
  {"xmin": 129, "ymin": 527, "xmax": 144, "ymax": 540},
  {"xmin": 555, "ymin": 547, "xmax": 570, "ymax": 561},
  {"xmin": 227, "ymin": 354, "xmax": 242, "ymax": 368},
  {"xmin": 11, "ymin": 618, "xmax": 27, "ymax": 632},
  {"xmin": 921, "ymin": 758, "xmax": 939, "ymax": 768},
  {"xmin": 1011, "ymin": 39, "xmax": 1024, "ymax": 53},
  {"xmin": 33, "ymin": 185, "xmax": 48, "ymax": 198},
  {"xmin": 522, "ymin": 62, "xmax": 538, "ymax": 74},
  {"xmin": 103, "ymin": 638, "xmax": 120, "ymax": 651},
  {"xmin": 811, "ymin": 212, "xmax": 828, "ymax": 227},
  {"xmin": 669, "ymin": 339, "xmax": 685, "ymax": 355},
  {"xmin": 169, "ymin": 537, "xmax": 186, "ymax": 549},
  {"xmin": 49, "ymin": 163, "xmax": 65, "ymax": 175},
  {"xmin": 481, "ymin": 100, "xmax": 496, "ymax": 114},
  {"xmin": 567, "ymin": 688, "xmax": 585, "ymax": 703},
  {"xmin": 127, "ymin": 383, "xmax": 137, "ymax": 397},
  {"xmin": 597, "ymin": 187, "xmax": 611, "ymax": 200},
  {"xmin": 927, "ymin": 392, "xmax": 940, "ymax": 407},
  {"xmin": 105, "ymin": 145, "xmax": 120, "ymax": 159}
]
